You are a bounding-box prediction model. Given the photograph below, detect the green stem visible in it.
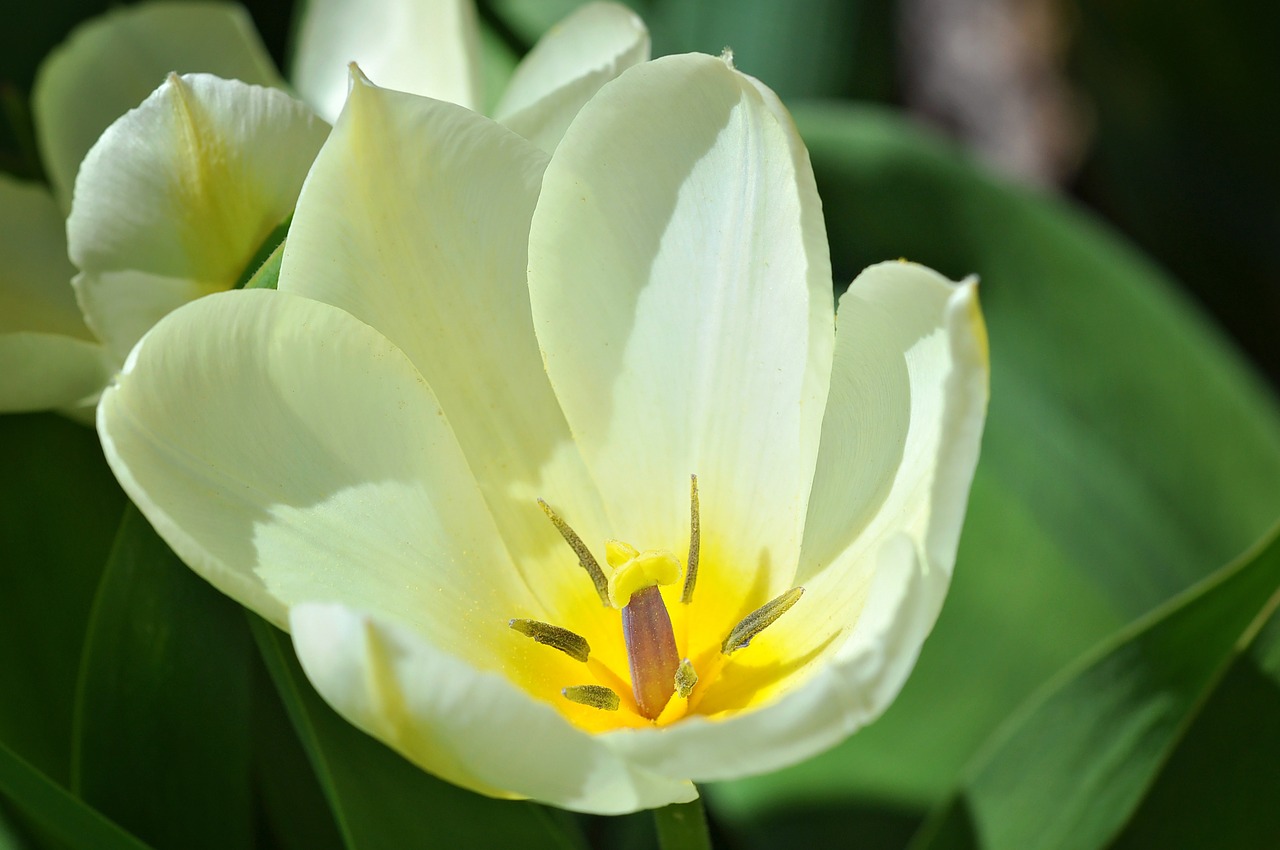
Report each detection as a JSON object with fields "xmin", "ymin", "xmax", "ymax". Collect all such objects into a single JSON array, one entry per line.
[{"xmin": 653, "ymin": 796, "xmax": 712, "ymax": 850}]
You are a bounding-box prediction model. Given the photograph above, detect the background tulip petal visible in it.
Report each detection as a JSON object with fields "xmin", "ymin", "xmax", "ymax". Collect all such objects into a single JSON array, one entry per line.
[
  {"xmin": 290, "ymin": 601, "xmax": 699, "ymax": 814},
  {"xmin": 291, "ymin": 0, "xmax": 482, "ymax": 123},
  {"xmin": 528, "ymin": 54, "xmax": 834, "ymax": 615},
  {"xmin": 493, "ymin": 2, "xmax": 650, "ymax": 153},
  {"xmin": 0, "ymin": 333, "xmax": 111, "ymax": 415},
  {"xmin": 0, "ymin": 175, "xmax": 89, "ymax": 340},
  {"xmin": 67, "ymin": 73, "xmax": 327, "ymax": 361},
  {"xmin": 0, "ymin": 175, "xmax": 107, "ymax": 416},
  {"xmin": 281, "ymin": 74, "xmax": 614, "ymax": 638},
  {"xmin": 33, "ymin": 1, "xmax": 282, "ymax": 211},
  {"xmin": 98, "ymin": 289, "xmax": 538, "ymax": 670}
]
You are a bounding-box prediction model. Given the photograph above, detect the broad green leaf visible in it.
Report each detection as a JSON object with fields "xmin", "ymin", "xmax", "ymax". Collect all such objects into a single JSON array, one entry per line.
[
  {"xmin": 0, "ymin": 413, "xmax": 123, "ymax": 781},
  {"xmin": 708, "ymin": 104, "xmax": 1280, "ymax": 816},
  {"xmin": 249, "ymin": 617, "xmax": 586, "ymax": 850},
  {"xmin": 0, "ymin": 739, "xmax": 150, "ymax": 850},
  {"xmin": 1108, "ymin": 648, "xmax": 1280, "ymax": 849},
  {"xmin": 910, "ymin": 521, "xmax": 1280, "ymax": 850},
  {"xmin": 252, "ymin": 660, "xmax": 345, "ymax": 850},
  {"xmin": 71, "ymin": 505, "xmax": 254, "ymax": 850},
  {"xmin": 0, "ymin": 802, "xmax": 30, "ymax": 850}
]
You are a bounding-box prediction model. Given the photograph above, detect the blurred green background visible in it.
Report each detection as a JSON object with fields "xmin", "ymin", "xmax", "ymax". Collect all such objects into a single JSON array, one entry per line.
[{"xmin": 2, "ymin": 1, "xmax": 1279, "ymax": 848}]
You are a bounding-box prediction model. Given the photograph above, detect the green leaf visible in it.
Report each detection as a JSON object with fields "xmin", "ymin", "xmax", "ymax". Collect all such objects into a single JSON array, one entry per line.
[
  {"xmin": 252, "ymin": 664, "xmax": 346, "ymax": 850},
  {"xmin": 235, "ymin": 215, "xmax": 290, "ymax": 289},
  {"xmin": 1108, "ymin": 647, "xmax": 1280, "ymax": 849},
  {"xmin": 708, "ymin": 103, "xmax": 1280, "ymax": 817},
  {"xmin": 0, "ymin": 739, "xmax": 150, "ymax": 850},
  {"xmin": 0, "ymin": 413, "xmax": 124, "ymax": 782},
  {"xmin": 248, "ymin": 617, "xmax": 586, "ymax": 850},
  {"xmin": 70, "ymin": 505, "xmax": 254, "ymax": 850},
  {"xmin": 911, "ymin": 521, "xmax": 1280, "ymax": 850},
  {"xmin": 653, "ymin": 798, "xmax": 711, "ymax": 850}
]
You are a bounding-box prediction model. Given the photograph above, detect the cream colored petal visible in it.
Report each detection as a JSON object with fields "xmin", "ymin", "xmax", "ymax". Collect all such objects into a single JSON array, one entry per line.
[
  {"xmin": 281, "ymin": 72, "xmax": 612, "ymax": 636},
  {"xmin": 527, "ymin": 54, "xmax": 834, "ymax": 605},
  {"xmin": 290, "ymin": 602, "xmax": 698, "ymax": 813},
  {"xmin": 604, "ymin": 534, "xmax": 941, "ymax": 782},
  {"xmin": 33, "ymin": 1, "xmax": 282, "ymax": 210},
  {"xmin": 778, "ymin": 262, "xmax": 988, "ymax": 653},
  {"xmin": 67, "ymin": 73, "xmax": 327, "ymax": 361},
  {"xmin": 686, "ymin": 264, "xmax": 986, "ymax": 727},
  {"xmin": 291, "ymin": 0, "xmax": 482, "ymax": 122},
  {"xmin": 98, "ymin": 289, "xmax": 540, "ymax": 670},
  {"xmin": 0, "ymin": 175, "xmax": 88, "ymax": 339},
  {"xmin": 493, "ymin": 2, "xmax": 649, "ymax": 153},
  {"xmin": 0, "ymin": 333, "xmax": 111, "ymax": 414}
]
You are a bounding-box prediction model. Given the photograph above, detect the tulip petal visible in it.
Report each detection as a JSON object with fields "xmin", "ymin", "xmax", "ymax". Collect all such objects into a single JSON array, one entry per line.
[
  {"xmin": 604, "ymin": 533, "xmax": 941, "ymax": 782},
  {"xmin": 0, "ymin": 333, "xmax": 111, "ymax": 415},
  {"xmin": 98, "ymin": 289, "xmax": 539, "ymax": 669},
  {"xmin": 0, "ymin": 175, "xmax": 88, "ymax": 339},
  {"xmin": 785, "ymin": 262, "xmax": 988, "ymax": 650},
  {"xmin": 493, "ymin": 2, "xmax": 650, "ymax": 153},
  {"xmin": 291, "ymin": 0, "xmax": 482, "ymax": 123},
  {"xmin": 528, "ymin": 54, "xmax": 834, "ymax": 604},
  {"xmin": 0, "ymin": 175, "xmax": 108, "ymax": 416},
  {"xmin": 67, "ymin": 73, "xmax": 327, "ymax": 361},
  {"xmin": 290, "ymin": 601, "xmax": 698, "ymax": 813},
  {"xmin": 33, "ymin": 1, "xmax": 282, "ymax": 210},
  {"xmin": 681, "ymin": 263, "xmax": 986, "ymax": 733},
  {"xmin": 281, "ymin": 73, "xmax": 613, "ymax": 635}
]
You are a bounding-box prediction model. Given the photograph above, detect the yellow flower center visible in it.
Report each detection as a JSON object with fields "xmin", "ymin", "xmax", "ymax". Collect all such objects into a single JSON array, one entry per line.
[{"xmin": 509, "ymin": 476, "xmax": 804, "ymax": 730}]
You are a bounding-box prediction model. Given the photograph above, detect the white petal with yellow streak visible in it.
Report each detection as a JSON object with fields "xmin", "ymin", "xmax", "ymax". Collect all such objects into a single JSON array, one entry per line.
[
  {"xmin": 290, "ymin": 601, "xmax": 698, "ymax": 813},
  {"xmin": 33, "ymin": 1, "xmax": 281, "ymax": 210},
  {"xmin": 528, "ymin": 54, "xmax": 833, "ymax": 615},
  {"xmin": 281, "ymin": 72, "xmax": 613, "ymax": 640},
  {"xmin": 67, "ymin": 73, "xmax": 327, "ymax": 360}
]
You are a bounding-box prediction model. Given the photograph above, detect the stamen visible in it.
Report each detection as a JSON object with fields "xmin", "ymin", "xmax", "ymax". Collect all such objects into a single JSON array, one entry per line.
[
  {"xmin": 562, "ymin": 684, "xmax": 620, "ymax": 711},
  {"xmin": 680, "ymin": 474, "xmax": 700, "ymax": 604},
  {"xmin": 674, "ymin": 658, "xmax": 698, "ymax": 698},
  {"xmin": 509, "ymin": 618, "xmax": 590, "ymax": 663},
  {"xmin": 538, "ymin": 498, "xmax": 611, "ymax": 606},
  {"xmin": 722, "ymin": 587, "xmax": 805, "ymax": 654},
  {"xmin": 622, "ymin": 585, "xmax": 680, "ymax": 719}
]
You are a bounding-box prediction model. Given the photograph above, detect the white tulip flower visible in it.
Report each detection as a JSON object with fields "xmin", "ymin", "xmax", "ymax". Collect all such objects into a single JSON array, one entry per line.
[{"xmin": 98, "ymin": 54, "xmax": 988, "ymax": 813}]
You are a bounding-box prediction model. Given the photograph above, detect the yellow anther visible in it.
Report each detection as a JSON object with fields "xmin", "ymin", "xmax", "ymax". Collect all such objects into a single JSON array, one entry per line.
[{"xmin": 606, "ymin": 546, "xmax": 682, "ymax": 608}]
